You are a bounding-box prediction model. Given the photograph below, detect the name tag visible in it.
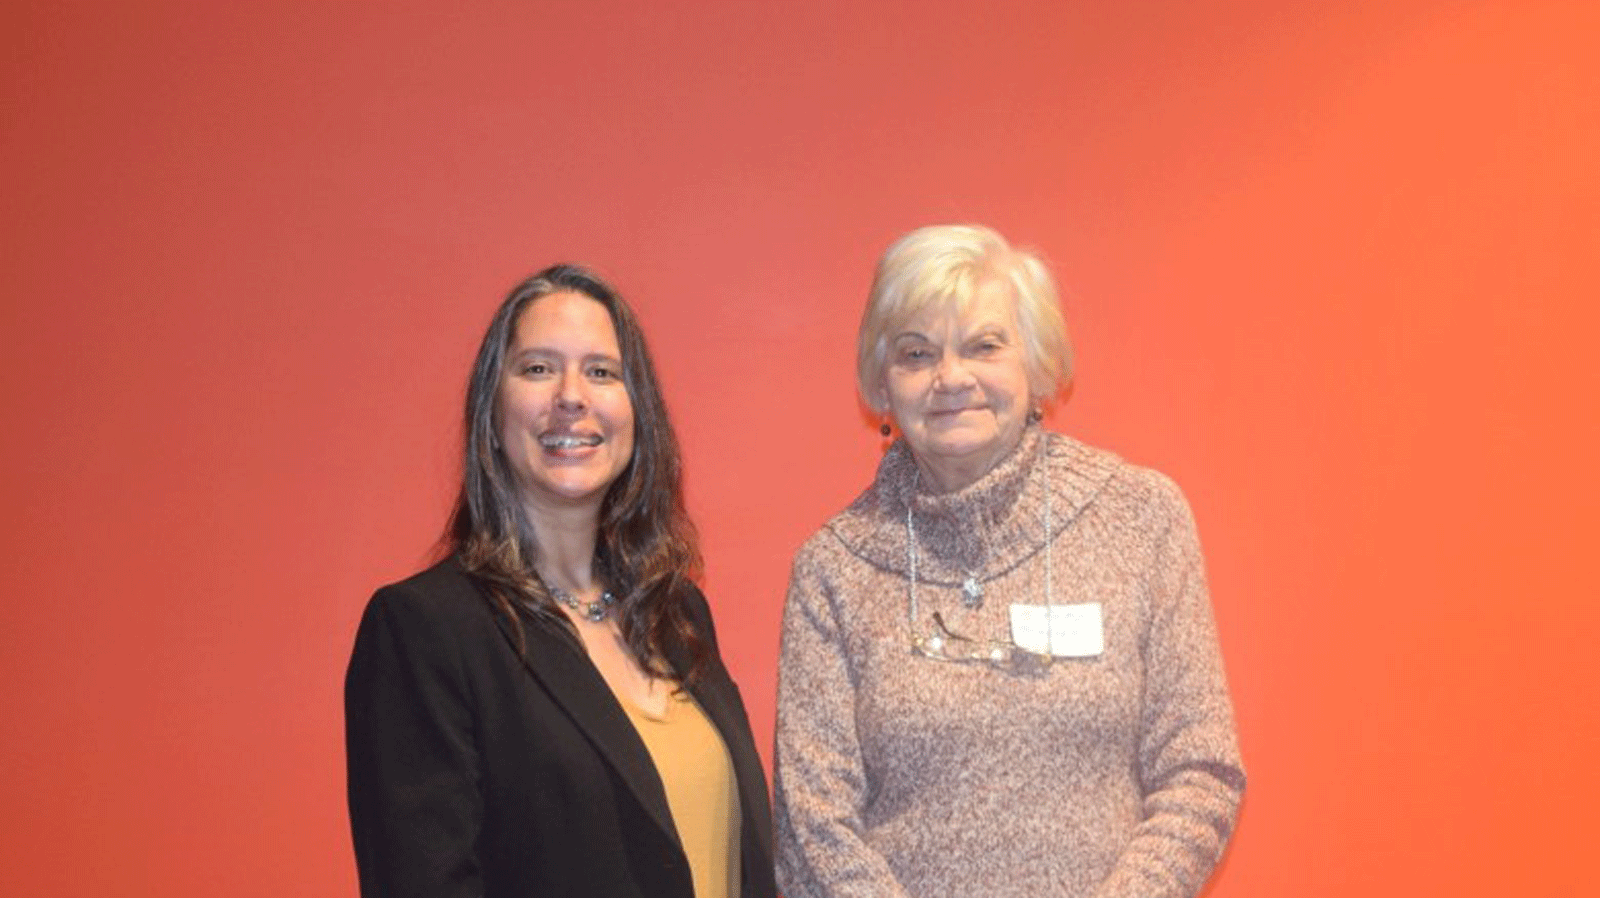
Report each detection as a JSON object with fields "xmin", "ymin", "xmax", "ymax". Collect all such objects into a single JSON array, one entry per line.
[{"xmin": 1009, "ymin": 603, "xmax": 1103, "ymax": 657}]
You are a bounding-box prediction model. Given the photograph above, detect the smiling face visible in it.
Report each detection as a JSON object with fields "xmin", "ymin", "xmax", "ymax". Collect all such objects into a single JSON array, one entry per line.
[
  {"xmin": 496, "ymin": 291, "xmax": 636, "ymax": 519},
  {"xmin": 879, "ymin": 281, "xmax": 1033, "ymax": 493}
]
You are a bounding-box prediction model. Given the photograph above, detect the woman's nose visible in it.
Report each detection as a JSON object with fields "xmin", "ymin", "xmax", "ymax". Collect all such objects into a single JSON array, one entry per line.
[
  {"xmin": 554, "ymin": 369, "xmax": 588, "ymax": 411},
  {"xmin": 933, "ymin": 354, "xmax": 975, "ymax": 390}
]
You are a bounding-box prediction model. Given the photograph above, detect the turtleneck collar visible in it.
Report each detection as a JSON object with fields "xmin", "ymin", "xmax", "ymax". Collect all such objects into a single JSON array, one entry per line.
[{"xmin": 827, "ymin": 424, "xmax": 1121, "ymax": 584}]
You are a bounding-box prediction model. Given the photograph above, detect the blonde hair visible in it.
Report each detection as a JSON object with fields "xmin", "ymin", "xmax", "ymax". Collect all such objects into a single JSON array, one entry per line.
[{"xmin": 857, "ymin": 224, "xmax": 1072, "ymax": 412}]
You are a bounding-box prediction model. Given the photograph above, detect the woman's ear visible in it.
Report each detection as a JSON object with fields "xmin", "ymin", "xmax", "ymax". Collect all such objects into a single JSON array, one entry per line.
[
  {"xmin": 875, "ymin": 379, "xmax": 904, "ymax": 420},
  {"xmin": 861, "ymin": 370, "xmax": 890, "ymax": 416}
]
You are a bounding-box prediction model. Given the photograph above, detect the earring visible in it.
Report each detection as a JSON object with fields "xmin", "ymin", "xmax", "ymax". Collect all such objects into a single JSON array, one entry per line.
[
  {"xmin": 1028, "ymin": 407, "xmax": 1043, "ymax": 423},
  {"xmin": 880, "ymin": 420, "xmax": 892, "ymax": 437}
]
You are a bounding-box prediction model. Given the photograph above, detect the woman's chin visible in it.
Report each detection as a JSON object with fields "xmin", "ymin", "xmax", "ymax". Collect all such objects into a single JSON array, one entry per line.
[{"xmin": 912, "ymin": 423, "xmax": 1018, "ymax": 463}]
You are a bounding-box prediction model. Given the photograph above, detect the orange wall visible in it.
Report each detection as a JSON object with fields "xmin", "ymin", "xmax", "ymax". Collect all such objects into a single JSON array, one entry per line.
[{"xmin": 2, "ymin": 2, "xmax": 1595, "ymax": 895}]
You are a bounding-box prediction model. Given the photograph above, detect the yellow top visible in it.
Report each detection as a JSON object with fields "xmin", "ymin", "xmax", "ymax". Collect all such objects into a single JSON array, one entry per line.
[{"xmin": 623, "ymin": 689, "xmax": 741, "ymax": 898}]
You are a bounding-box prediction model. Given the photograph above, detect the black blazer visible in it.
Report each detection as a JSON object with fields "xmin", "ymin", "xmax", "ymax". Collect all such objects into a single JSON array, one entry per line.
[{"xmin": 345, "ymin": 557, "xmax": 776, "ymax": 898}]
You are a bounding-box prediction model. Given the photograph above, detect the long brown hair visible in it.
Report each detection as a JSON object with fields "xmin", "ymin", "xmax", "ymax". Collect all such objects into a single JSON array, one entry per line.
[{"xmin": 445, "ymin": 264, "xmax": 708, "ymax": 681}]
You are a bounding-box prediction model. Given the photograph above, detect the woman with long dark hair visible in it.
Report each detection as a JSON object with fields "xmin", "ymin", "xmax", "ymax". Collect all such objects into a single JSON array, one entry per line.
[{"xmin": 346, "ymin": 265, "xmax": 775, "ymax": 898}]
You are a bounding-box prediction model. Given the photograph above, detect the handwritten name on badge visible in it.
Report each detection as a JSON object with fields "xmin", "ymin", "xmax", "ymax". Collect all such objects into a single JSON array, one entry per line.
[{"xmin": 1009, "ymin": 602, "xmax": 1104, "ymax": 658}]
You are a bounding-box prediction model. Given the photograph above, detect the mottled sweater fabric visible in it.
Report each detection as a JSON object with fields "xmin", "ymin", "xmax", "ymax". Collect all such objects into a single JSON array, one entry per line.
[{"xmin": 774, "ymin": 426, "xmax": 1244, "ymax": 898}]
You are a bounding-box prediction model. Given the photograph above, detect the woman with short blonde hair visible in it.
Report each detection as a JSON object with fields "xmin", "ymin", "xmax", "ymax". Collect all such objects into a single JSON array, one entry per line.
[
  {"xmin": 856, "ymin": 224, "xmax": 1072, "ymax": 407},
  {"xmin": 775, "ymin": 225, "xmax": 1243, "ymax": 898}
]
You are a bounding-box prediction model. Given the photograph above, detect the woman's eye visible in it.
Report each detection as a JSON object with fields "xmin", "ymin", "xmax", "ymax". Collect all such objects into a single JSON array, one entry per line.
[
  {"xmin": 967, "ymin": 337, "xmax": 1007, "ymax": 357},
  {"xmin": 588, "ymin": 365, "xmax": 619, "ymax": 380},
  {"xmin": 522, "ymin": 362, "xmax": 551, "ymax": 376},
  {"xmin": 898, "ymin": 346, "xmax": 933, "ymax": 363}
]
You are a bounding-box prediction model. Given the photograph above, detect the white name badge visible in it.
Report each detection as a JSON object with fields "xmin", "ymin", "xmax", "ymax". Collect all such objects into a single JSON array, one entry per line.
[{"xmin": 1009, "ymin": 603, "xmax": 1104, "ymax": 658}]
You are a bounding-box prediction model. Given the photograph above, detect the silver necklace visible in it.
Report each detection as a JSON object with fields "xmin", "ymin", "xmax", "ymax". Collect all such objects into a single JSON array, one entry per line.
[
  {"xmin": 548, "ymin": 584, "xmax": 617, "ymax": 623},
  {"xmin": 906, "ymin": 450, "xmax": 1053, "ymax": 632}
]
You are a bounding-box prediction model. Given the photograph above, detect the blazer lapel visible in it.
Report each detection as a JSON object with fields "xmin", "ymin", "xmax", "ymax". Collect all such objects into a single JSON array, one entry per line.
[{"xmin": 492, "ymin": 610, "xmax": 683, "ymax": 851}]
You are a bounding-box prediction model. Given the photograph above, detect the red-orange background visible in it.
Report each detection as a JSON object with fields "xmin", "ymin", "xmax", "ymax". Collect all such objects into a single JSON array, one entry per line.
[{"xmin": 3, "ymin": 1, "xmax": 1596, "ymax": 895}]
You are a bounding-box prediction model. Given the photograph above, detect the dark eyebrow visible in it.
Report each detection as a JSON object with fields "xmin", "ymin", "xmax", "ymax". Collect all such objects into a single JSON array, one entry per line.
[{"xmin": 505, "ymin": 347, "xmax": 621, "ymax": 363}]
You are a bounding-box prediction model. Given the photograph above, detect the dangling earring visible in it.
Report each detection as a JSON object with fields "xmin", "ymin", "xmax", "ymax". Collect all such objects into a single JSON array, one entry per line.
[
  {"xmin": 1028, "ymin": 407, "xmax": 1043, "ymax": 424},
  {"xmin": 880, "ymin": 420, "xmax": 892, "ymax": 437}
]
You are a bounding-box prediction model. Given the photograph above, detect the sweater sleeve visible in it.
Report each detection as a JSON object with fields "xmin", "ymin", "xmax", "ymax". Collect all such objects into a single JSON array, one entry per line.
[
  {"xmin": 773, "ymin": 545, "xmax": 915, "ymax": 898},
  {"xmin": 345, "ymin": 585, "xmax": 485, "ymax": 898},
  {"xmin": 1091, "ymin": 481, "xmax": 1246, "ymax": 898}
]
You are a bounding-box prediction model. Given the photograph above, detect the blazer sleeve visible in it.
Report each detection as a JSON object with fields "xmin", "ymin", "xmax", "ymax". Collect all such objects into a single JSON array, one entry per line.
[
  {"xmin": 773, "ymin": 546, "xmax": 915, "ymax": 898},
  {"xmin": 1091, "ymin": 480, "xmax": 1246, "ymax": 898},
  {"xmin": 345, "ymin": 583, "xmax": 485, "ymax": 898}
]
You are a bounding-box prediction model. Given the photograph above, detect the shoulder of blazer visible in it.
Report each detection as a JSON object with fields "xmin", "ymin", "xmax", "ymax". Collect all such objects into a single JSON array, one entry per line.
[
  {"xmin": 379, "ymin": 554, "xmax": 479, "ymax": 600},
  {"xmin": 370, "ymin": 557, "xmax": 595, "ymax": 665},
  {"xmin": 362, "ymin": 556, "xmax": 500, "ymax": 635}
]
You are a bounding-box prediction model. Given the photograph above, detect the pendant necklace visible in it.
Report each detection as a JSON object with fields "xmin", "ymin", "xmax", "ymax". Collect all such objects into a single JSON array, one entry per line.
[
  {"xmin": 960, "ymin": 573, "xmax": 984, "ymax": 608},
  {"xmin": 907, "ymin": 450, "xmax": 1053, "ymax": 627},
  {"xmin": 548, "ymin": 583, "xmax": 617, "ymax": 623}
]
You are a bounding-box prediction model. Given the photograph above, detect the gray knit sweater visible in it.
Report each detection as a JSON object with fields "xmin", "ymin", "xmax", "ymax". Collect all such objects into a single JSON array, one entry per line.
[{"xmin": 774, "ymin": 426, "xmax": 1244, "ymax": 898}]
